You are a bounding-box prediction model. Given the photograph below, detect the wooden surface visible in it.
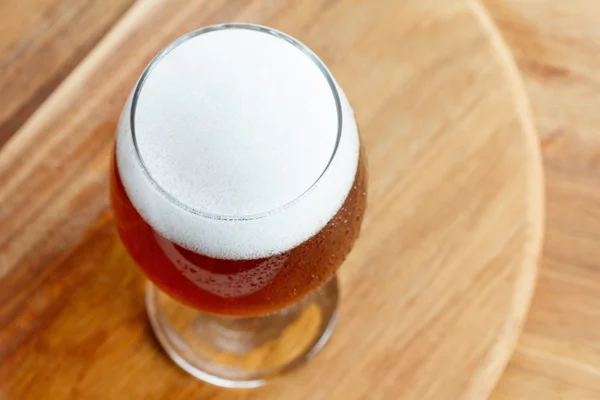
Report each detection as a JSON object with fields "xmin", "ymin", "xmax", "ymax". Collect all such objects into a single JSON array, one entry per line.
[
  {"xmin": 481, "ymin": 1, "xmax": 600, "ymax": 399},
  {"xmin": 0, "ymin": 0, "xmax": 136, "ymax": 147},
  {"xmin": 0, "ymin": 1, "xmax": 543, "ymax": 399}
]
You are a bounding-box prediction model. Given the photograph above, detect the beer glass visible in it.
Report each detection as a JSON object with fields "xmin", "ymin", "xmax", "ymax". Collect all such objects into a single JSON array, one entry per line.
[{"xmin": 110, "ymin": 23, "xmax": 367, "ymax": 388}]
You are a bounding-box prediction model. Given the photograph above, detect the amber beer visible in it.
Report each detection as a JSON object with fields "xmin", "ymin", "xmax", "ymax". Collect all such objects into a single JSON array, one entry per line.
[
  {"xmin": 110, "ymin": 25, "xmax": 367, "ymax": 319},
  {"xmin": 111, "ymin": 153, "xmax": 366, "ymax": 317},
  {"xmin": 110, "ymin": 24, "xmax": 366, "ymax": 385}
]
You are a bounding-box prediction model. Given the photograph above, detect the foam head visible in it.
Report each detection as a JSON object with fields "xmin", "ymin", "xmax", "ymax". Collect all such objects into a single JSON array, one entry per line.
[{"xmin": 117, "ymin": 24, "xmax": 359, "ymax": 259}]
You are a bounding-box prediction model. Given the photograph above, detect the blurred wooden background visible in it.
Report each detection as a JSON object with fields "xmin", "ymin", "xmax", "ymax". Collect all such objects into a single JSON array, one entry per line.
[{"xmin": 482, "ymin": 1, "xmax": 600, "ymax": 398}]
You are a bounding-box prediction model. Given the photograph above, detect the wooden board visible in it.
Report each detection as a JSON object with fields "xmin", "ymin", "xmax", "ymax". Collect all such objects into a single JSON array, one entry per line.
[
  {"xmin": 480, "ymin": 1, "xmax": 600, "ymax": 398},
  {"xmin": 0, "ymin": 0, "xmax": 136, "ymax": 147},
  {"xmin": 0, "ymin": 1, "xmax": 543, "ymax": 399}
]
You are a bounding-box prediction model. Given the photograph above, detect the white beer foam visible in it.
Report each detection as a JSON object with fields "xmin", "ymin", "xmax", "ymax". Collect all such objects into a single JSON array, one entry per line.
[{"xmin": 117, "ymin": 26, "xmax": 359, "ymax": 260}]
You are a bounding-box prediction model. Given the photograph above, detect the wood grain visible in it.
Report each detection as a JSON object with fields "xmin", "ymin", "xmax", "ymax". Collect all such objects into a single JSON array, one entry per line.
[
  {"xmin": 480, "ymin": 1, "xmax": 600, "ymax": 398},
  {"xmin": 0, "ymin": 0, "xmax": 136, "ymax": 147},
  {"xmin": 0, "ymin": 1, "xmax": 543, "ymax": 399}
]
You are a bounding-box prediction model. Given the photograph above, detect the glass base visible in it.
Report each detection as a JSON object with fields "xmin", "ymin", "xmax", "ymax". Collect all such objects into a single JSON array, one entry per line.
[{"xmin": 146, "ymin": 277, "xmax": 339, "ymax": 388}]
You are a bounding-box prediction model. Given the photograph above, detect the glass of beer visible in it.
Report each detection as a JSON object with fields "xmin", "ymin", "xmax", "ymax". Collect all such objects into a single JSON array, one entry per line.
[{"xmin": 110, "ymin": 23, "xmax": 367, "ymax": 388}]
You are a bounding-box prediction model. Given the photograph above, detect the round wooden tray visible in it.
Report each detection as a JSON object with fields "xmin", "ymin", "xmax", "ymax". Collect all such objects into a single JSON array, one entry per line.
[{"xmin": 0, "ymin": 0, "xmax": 543, "ymax": 399}]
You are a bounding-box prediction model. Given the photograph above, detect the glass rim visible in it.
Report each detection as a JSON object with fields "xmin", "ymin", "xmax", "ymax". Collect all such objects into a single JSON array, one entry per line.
[{"xmin": 128, "ymin": 23, "xmax": 344, "ymax": 221}]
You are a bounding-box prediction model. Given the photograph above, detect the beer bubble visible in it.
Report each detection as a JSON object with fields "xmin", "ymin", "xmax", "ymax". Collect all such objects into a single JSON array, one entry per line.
[{"xmin": 117, "ymin": 26, "xmax": 359, "ymax": 260}]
